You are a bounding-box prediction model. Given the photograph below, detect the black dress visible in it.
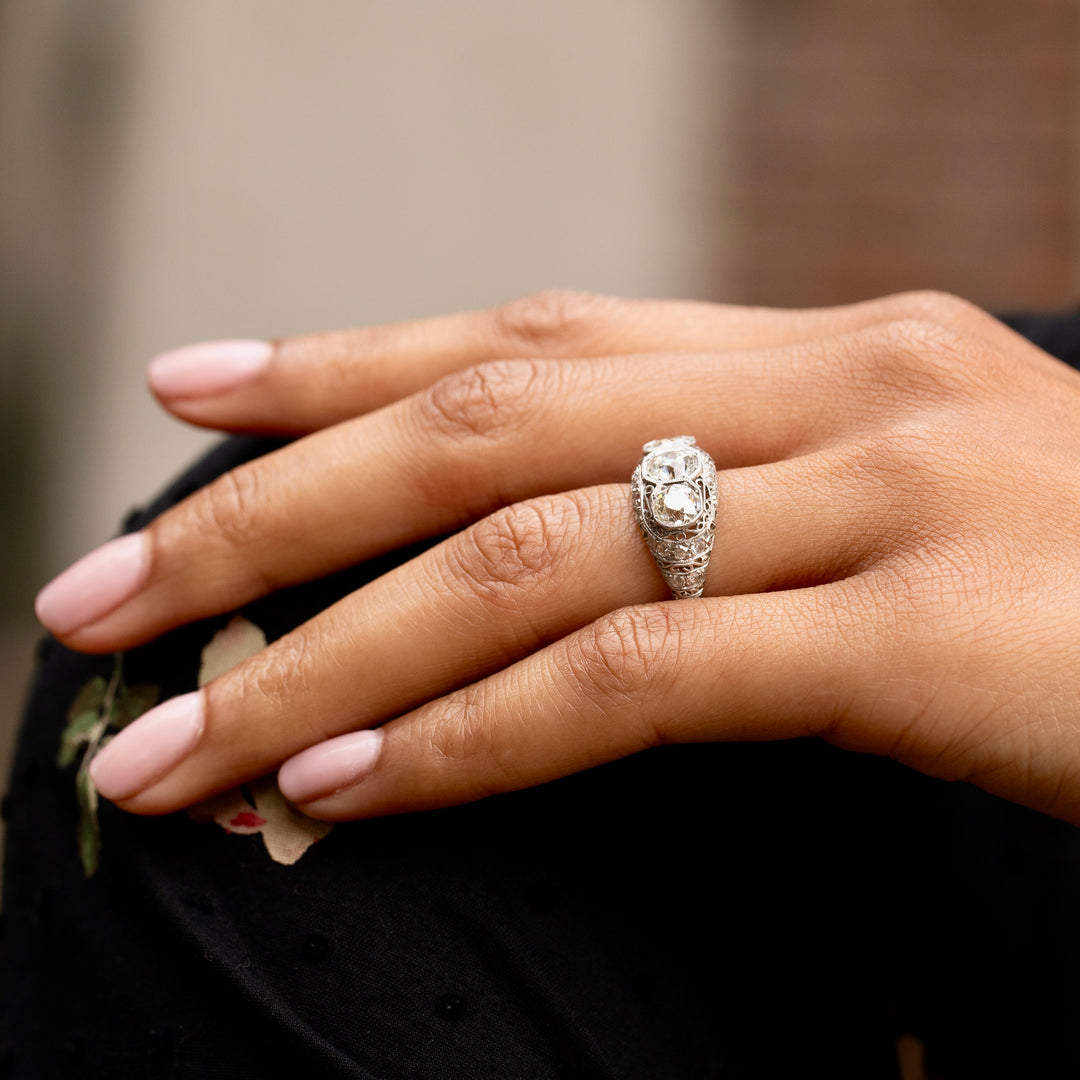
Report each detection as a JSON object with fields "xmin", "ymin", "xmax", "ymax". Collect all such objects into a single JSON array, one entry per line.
[{"xmin": 4, "ymin": 313, "xmax": 1080, "ymax": 1079}]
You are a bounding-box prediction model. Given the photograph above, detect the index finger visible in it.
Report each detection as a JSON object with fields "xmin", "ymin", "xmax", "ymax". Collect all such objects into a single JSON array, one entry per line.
[{"xmin": 148, "ymin": 289, "xmax": 1064, "ymax": 434}]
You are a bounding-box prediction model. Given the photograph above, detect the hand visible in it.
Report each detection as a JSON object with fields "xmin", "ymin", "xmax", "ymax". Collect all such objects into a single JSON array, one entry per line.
[{"xmin": 34, "ymin": 290, "xmax": 1080, "ymax": 825}]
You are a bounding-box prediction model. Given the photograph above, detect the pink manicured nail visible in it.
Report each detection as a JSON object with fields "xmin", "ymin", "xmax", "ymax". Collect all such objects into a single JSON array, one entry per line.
[
  {"xmin": 35, "ymin": 532, "xmax": 150, "ymax": 635},
  {"xmin": 278, "ymin": 730, "xmax": 384, "ymax": 804},
  {"xmin": 147, "ymin": 339, "xmax": 272, "ymax": 399},
  {"xmin": 89, "ymin": 691, "xmax": 205, "ymax": 802}
]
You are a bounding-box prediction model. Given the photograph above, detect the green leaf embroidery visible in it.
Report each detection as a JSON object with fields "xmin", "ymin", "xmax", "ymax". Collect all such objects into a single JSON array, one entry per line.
[
  {"xmin": 75, "ymin": 760, "xmax": 101, "ymax": 878},
  {"xmin": 57, "ymin": 709, "xmax": 104, "ymax": 768},
  {"xmin": 61, "ymin": 614, "xmax": 329, "ymax": 876},
  {"xmin": 59, "ymin": 653, "xmax": 161, "ymax": 877},
  {"xmin": 66, "ymin": 676, "xmax": 107, "ymax": 723},
  {"xmin": 112, "ymin": 682, "xmax": 161, "ymax": 729}
]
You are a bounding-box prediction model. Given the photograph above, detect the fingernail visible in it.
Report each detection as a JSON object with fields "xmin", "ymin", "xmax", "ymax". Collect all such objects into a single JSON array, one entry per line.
[
  {"xmin": 278, "ymin": 730, "xmax": 383, "ymax": 804},
  {"xmin": 35, "ymin": 532, "xmax": 150, "ymax": 635},
  {"xmin": 89, "ymin": 691, "xmax": 205, "ymax": 802},
  {"xmin": 147, "ymin": 339, "xmax": 272, "ymax": 399}
]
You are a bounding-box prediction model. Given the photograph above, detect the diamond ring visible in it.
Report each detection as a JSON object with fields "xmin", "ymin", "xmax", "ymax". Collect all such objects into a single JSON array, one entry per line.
[{"xmin": 631, "ymin": 436, "xmax": 717, "ymax": 599}]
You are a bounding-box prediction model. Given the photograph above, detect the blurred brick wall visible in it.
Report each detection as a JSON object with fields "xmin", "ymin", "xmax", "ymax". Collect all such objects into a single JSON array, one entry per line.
[{"xmin": 726, "ymin": 0, "xmax": 1080, "ymax": 310}]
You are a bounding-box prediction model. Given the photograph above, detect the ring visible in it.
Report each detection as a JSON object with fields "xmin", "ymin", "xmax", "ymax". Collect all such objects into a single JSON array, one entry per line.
[{"xmin": 631, "ymin": 436, "xmax": 717, "ymax": 599}]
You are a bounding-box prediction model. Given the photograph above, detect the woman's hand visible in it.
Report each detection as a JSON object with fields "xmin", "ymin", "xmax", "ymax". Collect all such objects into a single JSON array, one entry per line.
[{"xmin": 34, "ymin": 290, "xmax": 1080, "ymax": 825}]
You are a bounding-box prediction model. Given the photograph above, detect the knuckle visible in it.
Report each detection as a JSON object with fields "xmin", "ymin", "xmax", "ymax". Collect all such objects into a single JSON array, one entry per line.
[
  {"xmin": 844, "ymin": 424, "xmax": 953, "ymax": 502},
  {"xmin": 199, "ymin": 465, "xmax": 265, "ymax": 553},
  {"xmin": 423, "ymin": 686, "xmax": 514, "ymax": 796},
  {"xmin": 420, "ymin": 358, "xmax": 545, "ymax": 441},
  {"xmin": 226, "ymin": 624, "xmax": 313, "ymax": 716},
  {"xmin": 860, "ymin": 317, "xmax": 980, "ymax": 401},
  {"xmin": 877, "ymin": 316, "xmax": 967, "ymax": 359},
  {"xmin": 492, "ymin": 289, "xmax": 614, "ymax": 353},
  {"xmin": 454, "ymin": 494, "xmax": 581, "ymax": 607},
  {"xmin": 315, "ymin": 327, "xmax": 382, "ymax": 402},
  {"xmin": 885, "ymin": 289, "xmax": 982, "ymax": 328},
  {"xmin": 426, "ymin": 686, "xmax": 485, "ymax": 763},
  {"xmin": 569, "ymin": 605, "xmax": 682, "ymax": 712}
]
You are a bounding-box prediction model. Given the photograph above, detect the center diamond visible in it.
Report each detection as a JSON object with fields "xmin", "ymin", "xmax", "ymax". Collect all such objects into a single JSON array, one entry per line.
[
  {"xmin": 651, "ymin": 483, "xmax": 703, "ymax": 527},
  {"xmin": 643, "ymin": 449, "xmax": 700, "ymax": 484}
]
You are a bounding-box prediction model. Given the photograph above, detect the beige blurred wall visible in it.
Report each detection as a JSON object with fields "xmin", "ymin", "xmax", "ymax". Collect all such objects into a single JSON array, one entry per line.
[{"xmin": 3, "ymin": 0, "xmax": 729, "ymax": 573}]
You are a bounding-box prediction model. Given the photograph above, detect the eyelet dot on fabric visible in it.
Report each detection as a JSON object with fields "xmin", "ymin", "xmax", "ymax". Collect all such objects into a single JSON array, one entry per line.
[
  {"xmin": 304, "ymin": 933, "xmax": 330, "ymax": 963},
  {"xmin": 435, "ymin": 994, "xmax": 466, "ymax": 1021}
]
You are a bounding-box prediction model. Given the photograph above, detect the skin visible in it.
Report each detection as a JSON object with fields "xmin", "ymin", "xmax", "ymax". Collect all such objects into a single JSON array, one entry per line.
[{"xmin": 39, "ymin": 289, "xmax": 1080, "ymax": 824}]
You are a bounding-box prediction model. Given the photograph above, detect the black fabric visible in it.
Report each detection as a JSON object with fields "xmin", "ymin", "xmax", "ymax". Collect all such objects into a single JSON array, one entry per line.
[
  {"xmin": 999, "ymin": 309, "xmax": 1080, "ymax": 358},
  {"xmin": 4, "ymin": 312, "xmax": 1080, "ymax": 1078}
]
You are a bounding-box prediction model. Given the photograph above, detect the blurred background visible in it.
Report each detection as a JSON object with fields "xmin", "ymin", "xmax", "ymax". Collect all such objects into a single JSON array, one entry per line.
[{"xmin": 2, "ymin": 0, "xmax": 1078, "ymax": 798}]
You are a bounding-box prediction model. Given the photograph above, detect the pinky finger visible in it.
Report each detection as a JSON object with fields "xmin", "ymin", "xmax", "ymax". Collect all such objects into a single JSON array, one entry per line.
[{"xmin": 278, "ymin": 584, "xmax": 874, "ymax": 821}]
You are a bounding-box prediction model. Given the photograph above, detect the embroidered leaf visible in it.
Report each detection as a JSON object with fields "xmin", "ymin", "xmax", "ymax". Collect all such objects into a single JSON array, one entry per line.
[
  {"xmin": 61, "ymin": 656, "xmax": 122, "ymax": 875},
  {"xmin": 112, "ymin": 682, "xmax": 161, "ymax": 729},
  {"xmin": 66, "ymin": 676, "xmax": 107, "ymax": 723},
  {"xmin": 58, "ymin": 709, "xmax": 104, "ymax": 768},
  {"xmin": 188, "ymin": 616, "xmax": 333, "ymax": 865},
  {"xmin": 198, "ymin": 615, "xmax": 267, "ymax": 687},
  {"xmin": 76, "ymin": 765, "xmax": 101, "ymax": 878}
]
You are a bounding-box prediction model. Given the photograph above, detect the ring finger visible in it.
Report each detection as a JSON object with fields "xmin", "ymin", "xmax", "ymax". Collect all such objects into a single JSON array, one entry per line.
[{"xmin": 90, "ymin": 445, "xmax": 915, "ymax": 815}]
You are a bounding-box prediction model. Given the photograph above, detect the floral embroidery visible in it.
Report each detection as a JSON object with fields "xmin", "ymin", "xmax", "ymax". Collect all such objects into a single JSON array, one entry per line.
[
  {"xmin": 59, "ymin": 614, "xmax": 332, "ymax": 876},
  {"xmin": 187, "ymin": 775, "xmax": 331, "ymax": 866},
  {"xmin": 186, "ymin": 615, "xmax": 333, "ymax": 865},
  {"xmin": 58, "ymin": 655, "xmax": 161, "ymax": 877}
]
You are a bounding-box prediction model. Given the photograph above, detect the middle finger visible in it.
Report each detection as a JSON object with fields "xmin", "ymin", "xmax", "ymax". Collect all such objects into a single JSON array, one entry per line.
[{"xmin": 44, "ymin": 323, "xmax": 940, "ymax": 653}]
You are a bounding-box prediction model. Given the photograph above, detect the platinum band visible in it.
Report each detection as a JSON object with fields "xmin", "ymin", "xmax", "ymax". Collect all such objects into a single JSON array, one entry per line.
[{"xmin": 631, "ymin": 436, "xmax": 717, "ymax": 599}]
